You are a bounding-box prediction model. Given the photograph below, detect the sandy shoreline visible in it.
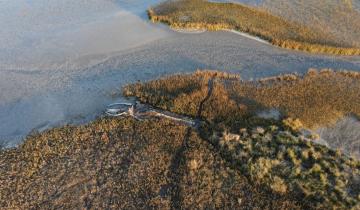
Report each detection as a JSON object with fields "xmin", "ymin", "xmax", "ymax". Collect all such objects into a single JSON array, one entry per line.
[
  {"xmin": 225, "ymin": 29, "xmax": 270, "ymax": 44},
  {"xmin": 170, "ymin": 27, "xmax": 269, "ymax": 44}
]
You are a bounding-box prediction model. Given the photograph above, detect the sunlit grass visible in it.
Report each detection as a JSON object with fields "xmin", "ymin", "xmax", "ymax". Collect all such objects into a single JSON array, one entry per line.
[
  {"xmin": 212, "ymin": 127, "xmax": 360, "ymax": 209},
  {"xmin": 0, "ymin": 117, "xmax": 307, "ymax": 209},
  {"xmin": 124, "ymin": 70, "xmax": 360, "ymax": 209},
  {"xmin": 149, "ymin": 0, "xmax": 360, "ymax": 55},
  {"xmin": 126, "ymin": 69, "xmax": 360, "ymax": 129},
  {"xmin": 2, "ymin": 70, "xmax": 360, "ymax": 209}
]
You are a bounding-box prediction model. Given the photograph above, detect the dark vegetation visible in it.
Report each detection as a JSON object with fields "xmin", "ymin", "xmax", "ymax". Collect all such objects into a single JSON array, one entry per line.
[
  {"xmin": 1, "ymin": 70, "xmax": 360, "ymax": 209},
  {"xmin": 149, "ymin": 0, "xmax": 360, "ymax": 55}
]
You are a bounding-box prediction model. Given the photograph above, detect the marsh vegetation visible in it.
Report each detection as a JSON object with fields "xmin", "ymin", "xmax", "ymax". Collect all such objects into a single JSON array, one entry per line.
[
  {"xmin": 124, "ymin": 70, "xmax": 360, "ymax": 208},
  {"xmin": 259, "ymin": 0, "xmax": 360, "ymax": 48},
  {"xmin": 0, "ymin": 117, "xmax": 310, "ymax": 209},
  {"xmin": 149, "ymin": 0, "xmax": 360, "ymax": 55},
  {"xmin": 125, "ymin": 69, "xmax": 360, "ymax": 159},
  {"xmin": 125, "ymin": 69, "xmax": 360, "ymax": 128},
  {"xmin": 1, "ymin": 70, "xmax": 360, "ymax": 209}
]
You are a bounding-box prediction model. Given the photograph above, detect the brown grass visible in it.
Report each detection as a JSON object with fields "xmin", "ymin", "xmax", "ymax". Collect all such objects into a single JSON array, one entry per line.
[
  {"xmin": 0, "ymin": 117, "xmax": 306, "ymax": 209},
  {"xmin": 124, "ymin": 70, "xmax": 360, "ymax": 209},
  {"xmin": 261, "ymin": 0, "xmax": 360, "ymax": 48},
  {"xmin": 126, "ymin": 69, "xmax": 360, "ymax": 129},
  {"xmin": 0, "ymin": 118, "xmax": 187, "ymax": 209},
  {"xmin": 212, "ymin": 126, "xmax": 360, "ymax": 209},
  {"xmin": 124, "ymin": 70, "xmax": 240, "ymax": 118},
  {"xmin": 2, "ymin": 69, "xmax": 360, "ymax": 209},
  {"xmin": 230, "ymin": 69, "xmax": 360, "ymax": 128},
  {"xmin": 179, "ymin": 127, "xmax": 304, "ymax": 209},
  {"xmin": 149, "ymin": 0, "xmax": 360, "ymax": 56}
]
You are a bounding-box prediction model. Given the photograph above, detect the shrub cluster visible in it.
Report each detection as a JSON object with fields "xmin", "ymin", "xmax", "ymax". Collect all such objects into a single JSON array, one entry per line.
[{"xmin": 209, "ymin": 126, "xmax": 360, "ymax": 209}]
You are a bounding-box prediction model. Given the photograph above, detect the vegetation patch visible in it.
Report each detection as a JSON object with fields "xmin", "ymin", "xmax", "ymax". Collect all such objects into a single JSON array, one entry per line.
[
  {"xmin": 2, "ymin": 69, "xmax": 360, "ymax": 209},
  {"xmin": 125, "ymin": 69, "xmax": 360, "ymax": 129},
  {"xmin": 0, "ymin": 117, "xmax": 187, "ymax": 209},
  {"xmin": 124, "ymin": 70, "xmax": 240, "ymax": 118},
  {"xmin": 124, "ymin": 69, "xmax": 360, "ymax": 209},
  {"xmin": 149, "ymin": 0, "xmax": 360, "ymax": 55},
  {"xmin": 210, "ymin": 126, "xmax": 360, "ymax": 209},
  {"xmin": 1, "ymin": 117, "xmax": 308, "ymax": 209},
  {"xmin": 260, "ymin": 0, "xmax": 360, "ymax": 49},
  {"xmin": 229, "ymin": 69, "xmax": 360, "ymax": 129}
]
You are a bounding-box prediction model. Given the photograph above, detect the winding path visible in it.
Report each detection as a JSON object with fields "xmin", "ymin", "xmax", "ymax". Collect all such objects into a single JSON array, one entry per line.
[{"xmin": 166, "ymin": 77, "xmax": 215, "ymax": 209}]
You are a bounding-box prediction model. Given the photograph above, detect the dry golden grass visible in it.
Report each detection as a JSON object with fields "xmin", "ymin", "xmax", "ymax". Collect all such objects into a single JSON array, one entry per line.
[
  {"xmin": 124, "ymin": 70, "xmax": 240, "ymax": 117},
  {"xmin": 149, "ymin": 0, "xmax": 360, "ymax": 56},
  {"xmin": 212, "ymin": 126, "xmax": 360, "ymax": 209},
  {"xmin": 0, "ymin": 117, "xmax": 307, "ymax": 209},
  {"xmin": 124, "ymin": 71, "xmax": 360, "ymax": 209},
  {"xmin": 0, "ymin": 118, "xmax": 188, "ymax": 209},
  {"xmin": 2, "ymin": 70, "xmax": 360, "ymax": 209},
  {"xmin": 230, "ymin": 69, "xmax": 360, "ymax": 128},
  {"xmin": 262, "ymin": 0, "xmax": 360, "ymax": 48},
  {"xmin": 127, "ymin": 69, "xmax": 360, "ymax": 129},
  {"xmin": 179, "ymin": 128, "xmax": 304, "ymax": 209}
]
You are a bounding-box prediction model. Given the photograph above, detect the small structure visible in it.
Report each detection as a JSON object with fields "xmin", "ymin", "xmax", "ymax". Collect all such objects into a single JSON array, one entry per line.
[
  {"xmin": 105, "ymin": 103, "xmax": 134, "ymax": 117},
  {"xmin": 128, "ymin": 105, "xmax": 135, "ymax": 117},
  {"xmin": 105, "ymin": 101, "xmax": 196, "ymax": 126}
]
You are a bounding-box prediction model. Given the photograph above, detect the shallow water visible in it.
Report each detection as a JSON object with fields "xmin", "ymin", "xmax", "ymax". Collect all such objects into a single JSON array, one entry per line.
[
  {"xmin": 0, "ymin": 0, "xmax": 169, "ymax": 70},
  {"xmin": 1, "ymin": 0, "xmax": 360, "ymax": 146},
  {"xmin": 318, "ymin": 116, "xmax": 360, "ymax": 159}
]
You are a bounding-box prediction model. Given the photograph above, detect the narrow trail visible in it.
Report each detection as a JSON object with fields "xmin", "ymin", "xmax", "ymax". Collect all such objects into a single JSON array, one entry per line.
[
  {"xmin": 168, "ymin": 76, "xmax": 216, "ymax": 209},
  {"xmin": 197, "ymin": 76, "xmax": 216, "ymax": 119}
]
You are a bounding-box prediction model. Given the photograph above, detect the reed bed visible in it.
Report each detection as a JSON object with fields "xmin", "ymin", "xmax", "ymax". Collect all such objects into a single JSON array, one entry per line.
[{"xmin": 149, "ymin": 0, "xmax": 360, "ymax": 56}]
